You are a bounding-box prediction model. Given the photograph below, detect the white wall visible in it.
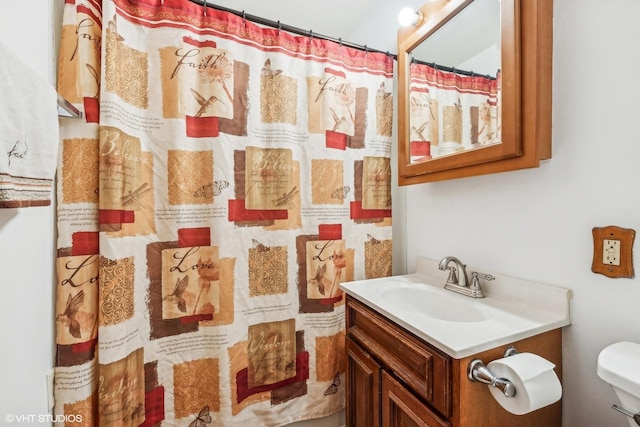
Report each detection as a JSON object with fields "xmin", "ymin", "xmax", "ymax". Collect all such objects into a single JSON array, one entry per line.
[
  {"xmin": 399, "ymin": 1, "xmax": 640, "ymax": 426},
  {"xmin": 0, "ymin": 0, "xmax": 58, "ymax": 420}
]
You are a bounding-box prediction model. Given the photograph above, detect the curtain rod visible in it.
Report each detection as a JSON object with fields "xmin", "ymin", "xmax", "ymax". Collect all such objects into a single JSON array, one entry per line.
[
  {"xmin": 187, "ymin": 0, "xmax": 397, "ymax": 60},
  {"xmin": 410, "ymin": 57, "xmax": 497, "ymax": 81}
]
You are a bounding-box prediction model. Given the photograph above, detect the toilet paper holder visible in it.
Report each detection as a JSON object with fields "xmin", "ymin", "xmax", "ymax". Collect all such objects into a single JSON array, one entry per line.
[{"xmin": 467, "ymin": 346, "xmax": 520, "ymax": 397}]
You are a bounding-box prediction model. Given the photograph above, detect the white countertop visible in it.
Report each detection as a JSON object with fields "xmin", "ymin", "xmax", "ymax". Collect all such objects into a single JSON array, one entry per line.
[{"xmin": 340, "ymin": 257, "xmax": 572, "ymax": 359}]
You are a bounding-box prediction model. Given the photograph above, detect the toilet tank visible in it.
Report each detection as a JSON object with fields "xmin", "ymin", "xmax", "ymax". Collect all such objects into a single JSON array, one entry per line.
[{"xmin": 597, "ymin": 341, "xmax": 640, "ymax": 398}]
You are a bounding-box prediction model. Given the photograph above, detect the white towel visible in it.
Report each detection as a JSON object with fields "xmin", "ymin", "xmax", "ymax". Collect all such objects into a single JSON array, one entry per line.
[{"xmin": 0, "ymin": 40, "xmax": 59, "ymax": 208}]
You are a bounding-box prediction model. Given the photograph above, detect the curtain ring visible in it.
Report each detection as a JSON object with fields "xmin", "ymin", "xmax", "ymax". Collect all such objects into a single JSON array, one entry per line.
[
  {"xmin": 203, "ymin": 0, "xmax": 207, "ymax": 16},
  {"xmin": 309, "ymin": 29, "xmax": 313, "ymax": 40},
  {"xmin": 338, "ymin": 38, "xmax": 342, "ymax": 47},
  {"xmin": 242, "ymin": 11, "xmax": 246, "ymax": 26},
  {"xmin": 364, "ymin": 45, "xmax": 368, "ymax": 55},
  {"xmin": 277, "ymin": 20, "xmax": 281, "ymax": 34}
]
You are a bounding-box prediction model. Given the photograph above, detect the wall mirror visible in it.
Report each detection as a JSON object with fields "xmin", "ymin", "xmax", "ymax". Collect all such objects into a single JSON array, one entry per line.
[{"xmin": 397, "ymin": 0, "xmax": 553, "ymax": 185}]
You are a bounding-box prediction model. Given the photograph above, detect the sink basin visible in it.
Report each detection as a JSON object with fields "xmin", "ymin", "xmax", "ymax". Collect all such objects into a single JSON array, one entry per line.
[
  {"xmin": 380, "ymin": 284, "xmax": 489, "ymax": 322},
  {"xmin": 339, "ymin": 257, "xmax": 572, "ymax": 358}
]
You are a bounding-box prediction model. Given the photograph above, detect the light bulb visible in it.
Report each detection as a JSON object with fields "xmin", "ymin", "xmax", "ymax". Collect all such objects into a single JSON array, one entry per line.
[{"xmin": 398, "ymin": 8, "xmax": 420, "ymax": 27}]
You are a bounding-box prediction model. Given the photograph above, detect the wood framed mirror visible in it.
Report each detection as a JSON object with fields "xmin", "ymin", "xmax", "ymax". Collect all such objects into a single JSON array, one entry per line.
[{"xmin": 397, "ymin": 0, "xmax": 552, "ymax": 185}]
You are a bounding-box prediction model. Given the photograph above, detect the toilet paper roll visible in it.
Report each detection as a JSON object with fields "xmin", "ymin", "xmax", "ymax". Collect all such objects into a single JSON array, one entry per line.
[{"xmin": 486, "ymin": 352, "xmax": 562, "ymax": 415}]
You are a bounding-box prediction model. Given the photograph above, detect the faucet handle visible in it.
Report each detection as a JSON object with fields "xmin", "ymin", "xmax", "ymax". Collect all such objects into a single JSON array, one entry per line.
[
  {"xmin": 469, "ymin": 271, "xmax": 494, "ymax": 290},
  {"xmin": 472, "ymin": 271, "xmax": 495, "ymax": 281},
  {"xmin": 445, "ymin": 266, "xmax": 459, "ymax": 285}
]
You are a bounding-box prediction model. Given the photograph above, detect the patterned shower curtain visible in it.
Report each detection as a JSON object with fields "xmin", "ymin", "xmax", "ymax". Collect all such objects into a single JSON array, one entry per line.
[
  {"xmin": 53, "ymin": 0, "xmax": 393, "ymax": 425},
  {"xmin": 409, "ymin": 62, "xmax": 499, "ymax": 162}
]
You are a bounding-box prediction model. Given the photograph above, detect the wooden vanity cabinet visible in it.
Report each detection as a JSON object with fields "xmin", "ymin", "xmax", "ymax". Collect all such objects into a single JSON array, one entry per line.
[{"xmin": 345, "ymin": 296, "xmax": 562, "ymax": 427}]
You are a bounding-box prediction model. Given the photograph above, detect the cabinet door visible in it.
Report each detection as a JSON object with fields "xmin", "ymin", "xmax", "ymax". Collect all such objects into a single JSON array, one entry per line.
[
  {"xmin": 346, "ymin": 296, "xmax": 452, "ymax": 417},
  {"xmin": 346, "ymin": 336, "xmax": 381, "ymax": 427},
  {"xmin": 381, "ymin": 371, "xmax": 451, "ymax": 427}
]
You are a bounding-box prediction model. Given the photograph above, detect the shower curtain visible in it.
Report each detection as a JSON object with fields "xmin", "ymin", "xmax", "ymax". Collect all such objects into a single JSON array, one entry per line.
[
  {"xmin": 53, "ymin": 0, "xmax": 393, "ymax": 426},
  {"xmin": 409, "ymin": 61, "xmax": 499, "ymax": 161}
]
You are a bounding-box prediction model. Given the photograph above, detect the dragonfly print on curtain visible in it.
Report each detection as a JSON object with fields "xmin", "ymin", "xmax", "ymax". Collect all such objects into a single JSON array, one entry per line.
[{"xmin": 54, "ymin": 0, "xmax": 393, "ymax": 425}]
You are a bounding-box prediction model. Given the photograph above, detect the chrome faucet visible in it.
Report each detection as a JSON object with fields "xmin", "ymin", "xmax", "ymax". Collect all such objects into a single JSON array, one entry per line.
[{"xmin": 438, "ymin": 256, "xmax": 493, "ymax": 298}]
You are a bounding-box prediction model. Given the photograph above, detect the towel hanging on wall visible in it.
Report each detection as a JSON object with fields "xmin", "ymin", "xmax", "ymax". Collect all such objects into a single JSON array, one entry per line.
[{"xmin": 0, "ymin": 40, "xmax": 59, "ymax": 208}]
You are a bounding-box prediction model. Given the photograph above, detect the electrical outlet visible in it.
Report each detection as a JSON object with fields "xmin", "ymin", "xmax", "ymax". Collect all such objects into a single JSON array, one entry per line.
[
  {"xmin": 592, "ymin": 226, "xmax": 635, "ymax": 278},
  {"xmin": 603, "ymin": 239, "xmax": 621, "ymax": 266}
]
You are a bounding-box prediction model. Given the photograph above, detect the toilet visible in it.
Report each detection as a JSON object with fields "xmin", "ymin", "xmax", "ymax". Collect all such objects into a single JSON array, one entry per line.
[{"xmin": 597, "ymin": 341, "xmax": 640, "ymax": 427}]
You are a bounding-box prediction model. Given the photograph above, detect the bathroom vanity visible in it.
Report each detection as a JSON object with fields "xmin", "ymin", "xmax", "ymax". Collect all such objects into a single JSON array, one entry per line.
[{"xmin": 340, "ymin": 257, "xmax": 571, "ymax": 427}]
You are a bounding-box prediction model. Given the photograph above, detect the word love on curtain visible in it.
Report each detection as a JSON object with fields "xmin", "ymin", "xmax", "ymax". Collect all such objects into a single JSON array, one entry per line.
[
  {"xmin": 408, "ymin": 61, "xmax": 499, "ymax": 162},
  {"xmin": 54, "ymin": 0, "xmax": 394, "ymax": 426}
]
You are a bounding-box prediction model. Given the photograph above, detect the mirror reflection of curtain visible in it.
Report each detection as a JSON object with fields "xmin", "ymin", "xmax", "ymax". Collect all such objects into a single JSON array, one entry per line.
[
  {"xmin": 54, "ymin": 0, "xmax": 393, "ymax": 425},
  {"xmin": 409, "ymin": 62, "xmax": 499, "ymax": 161}
]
